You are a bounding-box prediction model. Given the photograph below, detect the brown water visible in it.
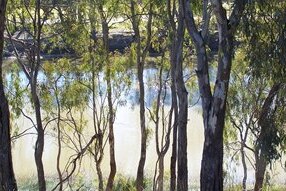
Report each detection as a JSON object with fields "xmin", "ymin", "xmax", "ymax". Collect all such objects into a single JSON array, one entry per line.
[
  {"xmin": 11, "ymin": 105, "xmax": 286, "ymax": 187},
  {"xmin": 12, "ymin": 106, "xmax": 203, "ymax": 183}
]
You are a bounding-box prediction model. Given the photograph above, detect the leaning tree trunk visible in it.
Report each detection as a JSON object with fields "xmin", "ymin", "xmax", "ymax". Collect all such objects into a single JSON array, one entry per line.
[
  {"xmin": 0, "ymin": 0, "xmax": 18, "ymax": 190},
  {"xmin": 254, "ymin": 83, "xmax": 281, "ymax": 191}
]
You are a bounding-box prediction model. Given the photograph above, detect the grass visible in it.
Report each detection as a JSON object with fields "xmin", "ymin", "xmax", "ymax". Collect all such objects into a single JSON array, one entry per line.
[{"xmin": 16, "ymin": 175, "xmax": 286, "ymax": 191}]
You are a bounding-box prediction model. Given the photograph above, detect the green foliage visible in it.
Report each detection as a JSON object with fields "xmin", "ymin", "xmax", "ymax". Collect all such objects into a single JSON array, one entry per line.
[
  {"xmin": 113, "ymin": 175, "xmax": 136, "ymax": 191},
  {"xmin": 242, "ymin": 0, "xmax": 286, "ymax": 82}
]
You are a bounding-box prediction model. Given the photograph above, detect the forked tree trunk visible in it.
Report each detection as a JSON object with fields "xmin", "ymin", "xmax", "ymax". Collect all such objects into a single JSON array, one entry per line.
[
  {"xmin": 168, "ymin": 1, "xmax": 187, "ymax": 190},
  {"xmin": 182, "ymin": 0, "xmax": 246, "ymax": 190},
  {"xmin": 0, "ymin": 0, "xmax": 18, "ymax": 190}
]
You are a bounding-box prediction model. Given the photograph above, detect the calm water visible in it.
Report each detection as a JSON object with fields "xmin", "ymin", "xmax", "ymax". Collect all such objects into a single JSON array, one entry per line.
[{"xmin": 5, "ymin": 64, "xmax": 285, "ymax": 186}]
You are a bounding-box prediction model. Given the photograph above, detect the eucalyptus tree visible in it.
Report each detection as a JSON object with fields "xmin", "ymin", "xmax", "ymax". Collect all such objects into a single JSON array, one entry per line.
[
  {"xmin": 95, "ymin": 0, "xmax": 123, "ymax": 189},
  {"xmin": 150, "ymin": 60, "xmax": 171, "ymax": 191},
  {"xmin": 149, "ymin": 46, "xmax": 172, "ymax": 191},
  {"xmin": 240, "ymin": 1, "xmax": 286, "ymax": 190},
  {"xmin": 128, "ymin": 1, "xmax": 153, "ymax": 190},
  {"xmin": 166, "ymin": 0, "xmax": 189, "ymax": 190},
  {"xmin": 41, "ymin": 58, "xmax": 90, "ymax": 191},
  {"xmin": 0, "ymin": 0, "xmax": 17, "ymax": 190},
  {"xmin": 6, "ymin": 0, "xmax": 56, "ymax": 190},
  {"xmin": 180, "ymin": 0, "xmax": 247, "ymax": 190},
  {"xmin": 226, "ymin": 54, "xmax": 286, "ymax": 191}
]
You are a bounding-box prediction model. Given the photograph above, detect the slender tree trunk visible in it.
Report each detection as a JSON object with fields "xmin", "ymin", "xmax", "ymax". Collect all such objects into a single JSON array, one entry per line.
[
  {"xmin": 130, "ymin": 1, "xmax": 151, "ymax": 190},
  {"xmin": 169, "ymin": 13, "xmax": 179, "ymax": 191},
  {"xmin": 167, "ymin": 4, "xmax": 189, "ymax": 189},
  {"xmin": 99, "ymin": 6, "xmax": 117, "ymax": 190},
  {"xmin": 96, "ymin": 158, "xmax": 104, "ymax": 191},
  {"xmin": 136, "ymin": 58, "xmax": 146, "ymax": 191},
  {"xmin": 175, "ymin": 6, "xmax": 188, "ymax": 191},
  {"xmin": 0, "ymin": 0, "xmax": 18, "ymax": 190},
  {"xmin": 55, "ymin": 89, "xmax": 63, "ymax": 191},
  {"xmin": 91, "ymin": 46, "xmax": 104, "ymax": 191},
  {"xmin": 241, "ymin": 145, "xmax": 247, "ymax": 191},
  {"xmin": 32, "ymin": 1, "xmax": 46, "ymax": 190},
  {"xmin": 169, "ymin": 99, "xmax": 178, "ymax": 191},
  {"xmin": 32, "ymin": 83, "xmax": 46, "ymax": 191}
]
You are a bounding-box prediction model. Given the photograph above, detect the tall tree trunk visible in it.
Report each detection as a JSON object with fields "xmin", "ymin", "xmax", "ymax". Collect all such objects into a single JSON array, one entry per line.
[
  {"xmin": 136, "ymin": 55, "xmax": 146, "ymax": 191},
  {"xmin": 175, "ymin": 5, "xmax": 188, "ymax": 191},
  {"xmin": 0, "ymin": 2, "xmax": 17, "ymax": 189},
  {"xmin": 181, "ymin": 0, "xmax": 246, "ymax": 190},
  {"xmin": 99, "ymin": 5, "xmax": 117, "ymax": 190},
  {"xmin": 33, "ymin": 0, "xmax": 46, "ymax": 189},
  {"xmin": 168, "ymin": 1, "xmax": 179, "ymax": 190},
  {"xmin": 0, "ymin": 0, "xmax": 18, "ymax": 190},
  {"xmin": 55, "ymin": 88, "xmax": 63, "ymax": 191},
  {"xmin": 153, "ymin": 63, "xmax": 172, "ymax": 191},
  {"xmin": 199, "ymin": 34, "xmax": 234, "ymax": 191},
  {"xmin": 91, "ymin": 46, "xmax": 104, "ymax": 191},
  {"xmin": 130, "ymin": 1, "xmax": 152, "ymax": 190}
]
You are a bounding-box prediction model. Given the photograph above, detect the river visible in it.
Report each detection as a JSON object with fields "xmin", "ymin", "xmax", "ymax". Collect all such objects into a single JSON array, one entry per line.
[{"xmin": 5, "ymin": 64, "xmax": 285, "ymax": 188}]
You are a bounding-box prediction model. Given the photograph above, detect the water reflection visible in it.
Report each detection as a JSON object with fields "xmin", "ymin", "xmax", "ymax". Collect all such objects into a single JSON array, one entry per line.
[{"xmin": 5, "ymin": 63, "xmax": 285, "ymax": 187}]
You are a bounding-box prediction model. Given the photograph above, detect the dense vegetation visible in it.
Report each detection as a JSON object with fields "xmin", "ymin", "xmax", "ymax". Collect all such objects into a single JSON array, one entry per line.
[{"xmin": 0, "ymin": 0, "xmax": 285, "ymax": 191}]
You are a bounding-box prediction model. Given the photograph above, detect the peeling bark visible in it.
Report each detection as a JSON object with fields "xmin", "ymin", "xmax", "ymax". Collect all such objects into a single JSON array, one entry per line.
[{"xmin": 181, "ymin": 0, "xmax": 247, "ymax": 190}]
